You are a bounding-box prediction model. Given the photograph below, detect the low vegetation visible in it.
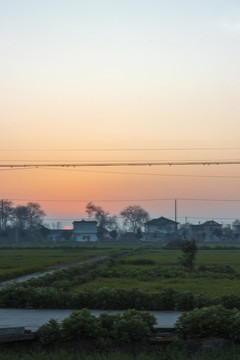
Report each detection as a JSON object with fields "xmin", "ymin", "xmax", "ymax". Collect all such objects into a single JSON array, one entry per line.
[
  {"xmin": 1, "ymin": 246, "xmax": 240, "ymax": 310},
  {"xmin": 176, "ymin": 305, "xmax": 240, "ymax": 341},
  {"xmin": 37, "ymin": 308, "xmax": 156, "ymax": 345},
  {"xmin": 0, "ymin": 348, "xmax": 239, "ymax": 360}
]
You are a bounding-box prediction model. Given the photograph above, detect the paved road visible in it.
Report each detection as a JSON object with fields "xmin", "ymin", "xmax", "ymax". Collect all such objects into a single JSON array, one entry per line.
[{"xmin": 0, "ymin": 309, "xmax": 181, "ymax": 331}]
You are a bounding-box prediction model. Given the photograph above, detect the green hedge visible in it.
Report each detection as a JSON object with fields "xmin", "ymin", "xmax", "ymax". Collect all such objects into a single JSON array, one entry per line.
[
  {"xmin": 37, "ymin": 309, "xmax": 157, "ymax": 345},
  {"xmin": 176, "ymin": 305, "xmax": 240, "ymax": 341},
  {"xmin": 2, "ymin": 285, "xmax": 240, "ymax": 311}
]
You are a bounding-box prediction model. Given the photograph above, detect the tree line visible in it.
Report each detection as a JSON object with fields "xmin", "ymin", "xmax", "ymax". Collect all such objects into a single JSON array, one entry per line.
[
  {"xmin": 0, "ymin": 199, "xmax": 150, "ymax": 234},
  {"xmin": 0, "ymin": 200, "xmax": 46, "ymax": 231}
]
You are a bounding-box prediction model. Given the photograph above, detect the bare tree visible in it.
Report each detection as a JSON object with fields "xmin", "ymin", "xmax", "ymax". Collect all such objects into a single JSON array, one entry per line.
[
  {"xmin": 120, "ymin": 205, "xmax": 149, "ymax": 233},
  {"xmin": 27, "ymin": 202, "xmax": 46, "ymax": 229},
  {"xmin": 13, "ymin": 202, "xmax": 46, "ymax": 230},
  {"xmin": 85, "ymin": 202, "xmax": 118, "ymax": 230},
  {"xmin": 13, "ymin": 206, "xmax": 29, "ymax": 230},
  {"xmin": 0, "ymin": 199, "xmax": 14, "ymax": 230}
]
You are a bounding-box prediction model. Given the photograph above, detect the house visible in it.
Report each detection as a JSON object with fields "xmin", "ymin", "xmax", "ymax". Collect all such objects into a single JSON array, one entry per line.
[
  {"xmin": 144, "ymin": 216, "xmax": 179, "ymax": 242},
  {"xmin": 72, "ymin": 219, "xmax": 98, "ymax": 242},
  {"xmin": 190, "ymin": 220, "xmax": 222, "ymax": 242},
  {"xmin": 232, "ymin": 221, "xmax": 240, "ymax": 234},
  {"xmin": 47, "ymin": 229, "xmax": 72, "ymax": 242}
]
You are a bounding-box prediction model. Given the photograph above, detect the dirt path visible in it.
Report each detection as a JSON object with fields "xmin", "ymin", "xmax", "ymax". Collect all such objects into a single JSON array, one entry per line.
[{"xmin": 0, "ymin": 255, "xmax": 108, "ymax": 288}]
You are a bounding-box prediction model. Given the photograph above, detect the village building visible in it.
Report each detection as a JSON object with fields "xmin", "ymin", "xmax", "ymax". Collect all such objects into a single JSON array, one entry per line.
[
  {"xmin": 190, "ymin": 220, "xmax": 222, "ymax": 242},
  {"xmin": 72, "ymin": 219, "xmax": 98, "ymax": 242},
  {"xmin": 143, "ymin": 216, "xmax": 178, "ymax": 242}
]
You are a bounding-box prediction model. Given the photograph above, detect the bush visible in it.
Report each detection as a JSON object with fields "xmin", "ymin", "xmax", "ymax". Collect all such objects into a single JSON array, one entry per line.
[
  {"xmin": 179, "ymin": 240, "xmax": 197, "ymax": 270},
  {"xmin": 37, "ymin": 318, "xmax": 62, "ymax": 344},
  {"xmin": 99, "ymin": 309, "xmax": 156, "ymax": 344},
  {"xmin": 62, "ymin": 309, "xmax": 99, "ymax": 339},
  {"xmin": 37, "ymin": 309, "xmax": 156, "ymax": 345},
  {"xmin": 176, "ymin": 305, "xmax": 240, "ymax": 341}
]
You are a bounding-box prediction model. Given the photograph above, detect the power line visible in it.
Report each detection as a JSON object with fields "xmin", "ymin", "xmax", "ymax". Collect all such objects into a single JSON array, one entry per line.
[
  {"xmin": 38, "ymin": 167, "xmax": 240, "ymax": 179},
  {"xmin": 178, "ymin": 216, "xmax": 239, "ymax": 220},
  {"xmin": 43, "ymin": 216, "xmax": 240, "ymax": 222},
  {"xmin": 2, "ymin": 166, "xmax": 240, "ymax": 179},
  {"xmin": 3, "ymin": 197, "xmax": 240, "ymax": 203},
  {"xmin": 1, "ymin": 147, "xmax": 240, "ymax": 151},
  {"xmin": 2, "ymin": 160, "xmax": 240, "ymax": 168},
  {"xmin": 2, "ymin": 158, "xmax": 240, "ymax": 162}
]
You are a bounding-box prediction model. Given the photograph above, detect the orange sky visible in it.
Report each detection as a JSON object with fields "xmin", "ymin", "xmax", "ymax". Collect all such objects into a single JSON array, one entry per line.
[{"xmin": 1, "ymin": 1, "xmax": 240, "ymax": 226}]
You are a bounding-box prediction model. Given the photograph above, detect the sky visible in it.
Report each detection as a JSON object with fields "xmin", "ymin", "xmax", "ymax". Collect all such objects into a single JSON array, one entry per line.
[{"xmin": 1, "ymin": 0, "xmax": 240, "ymax": 227}]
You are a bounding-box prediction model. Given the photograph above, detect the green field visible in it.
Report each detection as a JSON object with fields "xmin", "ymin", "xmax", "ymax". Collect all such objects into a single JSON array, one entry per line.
[
  {"xmin": 70, "ymin": 249, "xmax": 240, "ymax": 297},
  {"xmin": 0, "ymin": 348, "xmax": 239, "ymax": 360},
  {"xmin": 1, "ymin": 245, "xmax": 240, "ymax": 298},
  {"xmin": 0, "ymin": 245, "xmax": 120, "ymax": 282}
]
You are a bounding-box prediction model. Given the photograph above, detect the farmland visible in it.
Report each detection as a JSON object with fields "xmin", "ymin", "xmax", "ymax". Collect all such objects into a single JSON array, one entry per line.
[
  {"xmin": 1, "ymin": 244, "xmax": 240, "ymax": 357},
  {"xmin": 1, "ymin": 244, "xmax": 240, "ymax": 301},
  {"xmin": 71, "ymin": 249, "xmax": 240, "ymax": 297},
  {"xmin": 0, "ymin": 245, "xmax": 118, "ymax": 282}
]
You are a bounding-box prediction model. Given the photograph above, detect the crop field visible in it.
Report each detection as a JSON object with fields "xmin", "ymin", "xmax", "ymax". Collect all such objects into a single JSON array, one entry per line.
[
  {"xmin": 1, "ymin": 244, "xmax": 240, "ymax": 299},
  {"xmin": 0, "ymin": 245, "xmax": 122, "ymax": 282},
  {"xmin": 71, "ymin": 248, "xmax": 240, "ymax": 297}
]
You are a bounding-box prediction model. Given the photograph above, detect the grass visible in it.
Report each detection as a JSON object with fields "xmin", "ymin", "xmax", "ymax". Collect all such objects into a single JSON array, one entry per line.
[
  {"xmin": 0, "ymin": 348, "xmax": 240, "ymax": 360},
  {"xmin": 72, "ymin": 249, "xmax": 240, "ymax": 297},
  {"xmin": 2, "ymin": 245, "xmax": 240, "ymax": 298},
  {"xmin": 0, "ymin": 247, "xmax": 114, "ymax": 282},
  {"xmin": 73, "ymin": 276, "xmax": 240, "ymax": 297}
]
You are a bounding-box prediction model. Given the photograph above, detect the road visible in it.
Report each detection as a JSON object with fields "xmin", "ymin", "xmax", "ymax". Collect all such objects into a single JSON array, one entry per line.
[
  {"xmin": 0, "ymin": 309, "xmax": 181, "ymax": 331},
  {"xmin": 0, "ymin": 256, "xmax": 108, "ymax": 288},
  {"xmin": 0, "ymin": 257, "xmax": 181, "ymax": 331}
]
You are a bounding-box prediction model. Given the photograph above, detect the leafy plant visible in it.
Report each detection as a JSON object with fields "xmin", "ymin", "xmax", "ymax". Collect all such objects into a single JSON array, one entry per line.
[
  {"xmin": 176, "ymin": 305, "xmax": 240, "ymax": 341},
  {"xmin": 179, "ymin": 240, "xmax": 197, "ymax": 270},
  {"xmin": 37, "ymin": 318, "xmax": 62, "ymax": 344},
  {"xmin": 61, "ymin": 309, "xmax": 99, "ymax": 339}
]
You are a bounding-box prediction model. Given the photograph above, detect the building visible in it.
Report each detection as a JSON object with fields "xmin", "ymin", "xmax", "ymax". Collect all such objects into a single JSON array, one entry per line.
[
  {"xmin": 47, "ymin": 229, "xmax": 72, "ymax": 242},
  {"xmin": 144, "ymin": 216, "xmax": 178, "ymax": 242},
  {"xmin": 72, "ymin": 219, "xmax": 98, "ymax": 242},
  {"xmin": 190, "ymin": 220, "xmax": 222, "ymax": 242}
]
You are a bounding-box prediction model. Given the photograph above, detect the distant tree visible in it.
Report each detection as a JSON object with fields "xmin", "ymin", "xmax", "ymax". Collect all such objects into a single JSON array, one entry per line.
[
  {"xmin": 27, "ymin": 202, "xmax": 46, "ymax": 229},
  {"xmin": 109, "ymin": 229, "xmax": 118, "ymax": 241},
  {"xmin": 0, "ymin": 199, "xmax": 14, "ymax": 230},
  {"xmin": 136, "ymin": 228, "xmax": 143, "ymax": 240},
  {"xmin": 120, "ymin": 205, "xmax": 149, "ymax": 233},
  {"xmin": 13, "ymin": 202, "xmax": 46, "ymax": 230},
  {"xmin": 233, "ymin": 219, "xmax": 240, "ymax": 226},
  {"xmin": 13, "ymin": 206, "xmax": 29, "ymax": 230},
  {"xmin": 179, "ymin": 239, "xmax": 198, "ymax": 270},
  {"xmin": 85, "ymin": 202, "xmax": 118, "ymax": 230}
]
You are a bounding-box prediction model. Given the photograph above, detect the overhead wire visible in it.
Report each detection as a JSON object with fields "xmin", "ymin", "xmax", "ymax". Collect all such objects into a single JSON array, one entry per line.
[
  {"xmin": 2, "ymin": 147, "xmax": 240, "ymax": 152},
  {"xmin": 2, "ymin": 160, "xmax": 240, "ymax": 168}
]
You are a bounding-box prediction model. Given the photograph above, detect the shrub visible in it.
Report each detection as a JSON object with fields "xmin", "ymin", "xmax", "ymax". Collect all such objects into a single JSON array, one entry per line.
[
  {"xmin": 112, "ymin": 309, "xmax": 156, "ymax": 343},
  {"xmin": 38, "ymin": 309, "xmax": 157, "ymax": 345},
  {"xmin": 158, "ymin": 288, "xmax": 178, "ymax": 310},
  {"xmin": 37, "ymin": 318, "xmax": 62, "ymax": 344},
  {"xmin": 176, "ymin": 305, "xmax": 240, "ymax": 341},
  {"xmin": 179, "ymin": 240, "xmax": 197, "ymax": 270},
  {"xmin": 61, "ymin": 309, "xmax": 99, "ymax": 340}
]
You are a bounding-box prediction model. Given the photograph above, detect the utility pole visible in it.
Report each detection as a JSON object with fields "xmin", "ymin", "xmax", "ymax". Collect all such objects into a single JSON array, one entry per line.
[
  {"xmin": 175, "ymin": 199, "xmax": 177, "ymax": 222},
  {"xmin": 1, "ymin": 199, "xmax": 3, "ymax": 230}
]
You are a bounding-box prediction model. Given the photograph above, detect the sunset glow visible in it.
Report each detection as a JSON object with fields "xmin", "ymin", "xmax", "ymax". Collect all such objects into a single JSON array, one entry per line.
[{"xmin": 1, "ymin": 1, "xmax": 240, "ymax": 227}]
